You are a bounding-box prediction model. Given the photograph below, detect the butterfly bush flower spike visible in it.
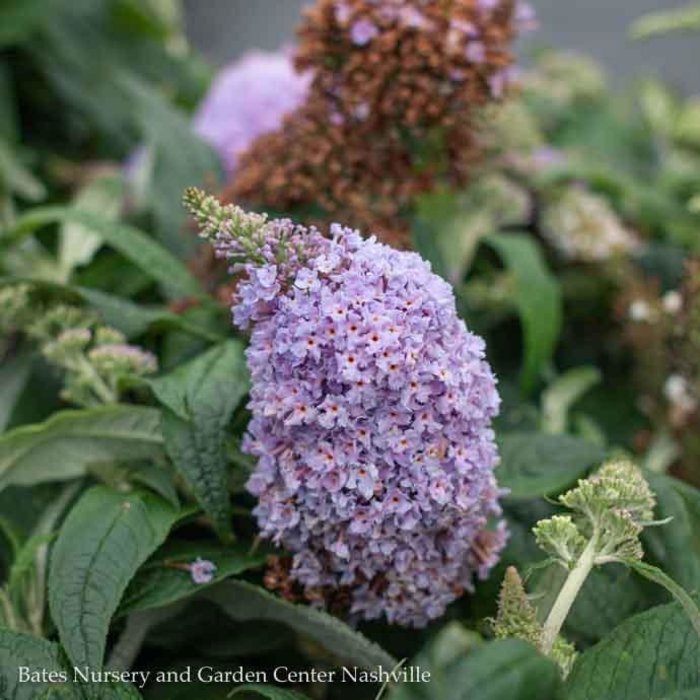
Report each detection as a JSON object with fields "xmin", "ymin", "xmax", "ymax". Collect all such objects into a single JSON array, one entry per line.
[{"xmin": 185, "ymin": 189, "xmax": 506, "ymax": 627}]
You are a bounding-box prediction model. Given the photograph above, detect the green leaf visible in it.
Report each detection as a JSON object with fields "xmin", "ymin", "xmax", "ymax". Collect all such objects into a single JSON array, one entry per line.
[
  {"xmin": 675, "ymin": 479, "xmax": 700, "ymax": 553},
  {"xmin": 566, "ymin": 598, "xmax": 700, "ymax": 700},
  {"xmin": 644, "ymin": 474, "xmax": 700, "ymax": 592},
  {"xmin": 93, "ymin": 683, "xmax": 144, "ymax": 700},
  {"xmin": 205, "ymin": 580, "xmax": 397, "ymax": 670},
  {"xmin": 230, "ymin": 685, "xmax": 311, "ymax": 700},
  {"xmin": 120, "ymin": 75, "xmax": 223, "ymax": 255},
  {"xmin": 76, "ymin": 286, "xmax": 220, "ymax": 341},
  {"xmin": 150, "ymin": 341, "xmax": 249, "ymax": 537},
  {"xmin": 49, "ymin": 486, "xmax": 179, "ymax": 670},
  {"xmin": 145, "ymin": 674, "xmax": 231, "ymax": 700},
  {"xmin": 631, "ymin": 3, "xmax": 700, "ymax": 39},
  {"xmin": 0, "ymin": 277, "xmax": 221, "ymax": 340},
  {"xmin": 541, "ymin": 367, "xmax": 601, "ymax": 434},
  {"xmin": 112, "ymin": 0, "xmax": 181, "ymax": 41},
  {"xmin": 413, "ymin": 182, "xmax": 530, "ymax": 285},
  {"xmin": 484, "ymin": 234, "xmax": 562, "ymax": 394},
  {"xmin": 125, "ymin": 462, "xmax": 179, "ymax": 507},
  {"xmin": 624, "ymin": 560, "xmax": 700, "ymax": 639},
  {"xmin": 34, "ymin": 689, "xmax": 82, "ymax": 700},
  {"xmin": 390, "ymin": 636, "xmax": 563, "ymax": 700},
  {"xmin": 675, "ymin": 98, "xmax": 700, "ymax": 149},
  {"xmin": 7, "ymin": 532, "xmax": 54, "ymax": 599},
  {"xmin": 0, "ymin": 0, "xmax": 48, "ymax": 48},
  {"xmin": 34, "ymin": 680, "xmax": 143, "ymax": 700},
  {"xmin": 388, "ymin": 622, "xmax": 481, "ymax": 700},
  {"xmin": 0, "ymin": 137, "xmax": 46, "ymax": 202},
  {"xmin": 440, "ymin": 640, "xmax": 564, "ymax": 700},
  {"xmin": 0, "ymin": 351, "xmax": 32, "ymax": 431},
  {"xmin": 497, "ymin": 432, "xmax": 605, "ymax": 499},
  {"xmin": 58, "ymin": 173, "xmax": 125, "ymax": 279},
  {"xmin": 5, "ymin": 207, "xmax": 202, "ymax": 300},
  {"xmin": 0, "ymin": 63, "xmax": 18, "ymax": 142},
  {"xmin": 0, "ymin": 406, "xmax": 164, "ymax": 493},
  {"xmin": 24, "ymin": 0, "xmax": 203, "ymax": 154},
  {"xmin": 118, "ymin": 540, "xmax": 266, "ymax": 615},
  {"xmin": 412, "ymin": 216, "xmax": 451, "ymax": 282},
  {"xmin": 0, "ymin": 629, "xmax": 67, "ymax": 700},
  {"xmin": 637, "ymin": 78, "xmax": 680, "ymax": 139}
]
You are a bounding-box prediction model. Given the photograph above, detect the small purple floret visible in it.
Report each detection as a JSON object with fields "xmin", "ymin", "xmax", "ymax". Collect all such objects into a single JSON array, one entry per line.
[
  {"xmin": 515, "ymin": 2, "xmax": 538, "ymax": 33},
  {"xmin": 466, "ymin": 40, "xmax": 487, "ymax": 63},
  {"xmin": 350, "ymin": 18, "xmax": 379, "ymax": 46},
  {"xmin": 190, "ymin": 558, "xmax": 217, "ymax": 585}
]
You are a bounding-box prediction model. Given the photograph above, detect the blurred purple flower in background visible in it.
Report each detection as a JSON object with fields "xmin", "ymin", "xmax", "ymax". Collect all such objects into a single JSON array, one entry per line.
[{"xmin": 193, "ymin": 48, "xmax": 311, "ymax": 175}]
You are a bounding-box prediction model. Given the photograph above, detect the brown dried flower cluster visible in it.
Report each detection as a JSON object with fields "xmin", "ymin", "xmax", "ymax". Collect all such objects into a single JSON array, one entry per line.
[
  {"xmin": 224, "ymin": 0, "xmax": 528, "ymax": 246},
  {"xmin": 263, "ymin": 555, "xmax": 358, "ymax": 618}
]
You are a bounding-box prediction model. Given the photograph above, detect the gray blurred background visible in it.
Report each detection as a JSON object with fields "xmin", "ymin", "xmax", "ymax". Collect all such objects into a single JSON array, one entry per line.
[{"xmin": 182, "ymin": 0, "xmax": 700, "ymax": 93}]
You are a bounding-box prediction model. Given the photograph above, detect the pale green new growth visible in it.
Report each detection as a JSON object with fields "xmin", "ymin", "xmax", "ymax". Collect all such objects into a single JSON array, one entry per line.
[
  {"xmin": 183, "ymin": 188, "xmax": 314, "ymax": 272},
  {"xmin": 494, "ymin": 566, "xmax": 578, "ymax": 677},
  {"xmin": 27, "ymin": 304, "xmax": 96, "ymax": 342},
  {"xmin": 183, "ymin": 187, "xmax": 270, "ymax": 265},
  {"xmin": 559, "ymin": 459, "xmax": 655, "ymax": 532},
  {"xmin": 533, "ymin": 515, "xmax": 586, "ymax": 568},
  {"xmin": 183, "ymin": 187, "xmax": 267, "ymax": 240},
  {"xmin": 549, "ymin": 459, "xmax": 655, "ymax": 567},
  {"xmin": 596, "ymin": 508, "xmax": 645, "ymax": 562},
  {"xmin": 631, "ymin": 2, "xmax": 700, "ymax": 39},
  {"xmin": 540, "ymin": 459, "xmax": 655, "ymax": 655},
  {"xmin": 550, "ymin": 637, "xmax": 578, "ymax": 679},
  {"xmin": 496, "ymin": 458, "xmax": 699, "ymax": 677},
  {"xmin": 0, "ymin": 284, "xmax": 33, "ymax": 332},
  {"xmin": 1, "ymin": 286, "xmax": 157, "ymax": 407},
  {"xmin": 494, "ymin": 566, "xmax": 542, "ymax": 647}
]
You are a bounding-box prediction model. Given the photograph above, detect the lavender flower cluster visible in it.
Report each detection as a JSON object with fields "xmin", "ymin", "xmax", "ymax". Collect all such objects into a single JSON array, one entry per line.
[
  {"xmin": 193, "ymin": 49, "xmax": 310, "ymax": 175},
  {"xmin": 189, "ymin": 191, "xmax": 506, "ymax": 626}
]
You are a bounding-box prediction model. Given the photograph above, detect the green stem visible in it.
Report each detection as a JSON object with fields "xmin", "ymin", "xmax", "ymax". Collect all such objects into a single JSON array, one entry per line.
[
  {"xmin": 107, "ymin": 607, "xmax": 184, "ymax": 671},
  {"xmin": 541, "ymin": 536, "xmax": 598, "ymax": 654},
  {"xmin": 0, "ymin": 589, "xmax": 19, "ymax": 631},
  {"xmin": 107, "ymin": 612, "xmax": 154, "ymax": 672},
  {"xmin": 75, "ymin": 354, "xmax": 118, "ymax": 404},
  {"xmin": 29, "ymin": 481, "xmax": 81, "ymax": 636}
]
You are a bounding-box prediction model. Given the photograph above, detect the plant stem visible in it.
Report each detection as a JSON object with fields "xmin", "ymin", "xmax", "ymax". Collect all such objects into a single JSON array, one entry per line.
[
  {"xmin": 541, "ymin": 536, "xmax": 598, "ymax": 654},
  {"xmin": 107, "ymin": 606, "xmax": 184, "ymax": 671},
  {"xmin": 0, "ymin": 589, "xmax": 19, "ymax": 631},
  {"xmin": 76, "ymin": 354, "xmax": 118, "ymax": 404},
  {"xmin": 107, "ymin": 612, "xmax": 155, "ymax": 672},
  {"xmin": 29, "ymin": 481, "xmax": 81, "ymax": 636}
]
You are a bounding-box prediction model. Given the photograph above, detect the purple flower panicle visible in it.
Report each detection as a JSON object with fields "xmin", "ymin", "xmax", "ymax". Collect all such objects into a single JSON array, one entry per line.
[{"xmin": 185, "ymin": 191, "xmax": 506, "ymax": 627}]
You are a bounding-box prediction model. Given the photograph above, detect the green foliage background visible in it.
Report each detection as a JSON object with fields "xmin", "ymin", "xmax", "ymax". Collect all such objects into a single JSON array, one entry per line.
[{"xmin": 2, "ymin": 2, "xmax": 700, "ymax": 699}]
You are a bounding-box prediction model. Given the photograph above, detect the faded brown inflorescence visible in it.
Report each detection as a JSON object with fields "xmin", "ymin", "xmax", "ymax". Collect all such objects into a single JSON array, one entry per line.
[{"xmin": 224, "ymin": 0, "xmax": 528, "ymax": 247}]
